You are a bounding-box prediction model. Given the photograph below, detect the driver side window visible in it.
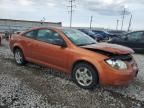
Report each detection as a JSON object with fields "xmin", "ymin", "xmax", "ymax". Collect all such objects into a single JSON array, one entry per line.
[{"xmin": 36, "ymin": 29, "xmax": 65, "ymax": 46}]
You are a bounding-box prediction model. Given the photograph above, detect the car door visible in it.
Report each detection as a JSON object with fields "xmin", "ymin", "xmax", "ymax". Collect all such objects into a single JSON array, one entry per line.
[
  {"xmin": 30, "ymin": 29, "xmax": 69, "ymax": 71},
  {"xmin": 21, "ymin": 30, "xmax": 37, "ymax": 59},
  {"xmin": 124, "ymin": 31, "xmax": 144, "ymax": 50},
  {"xmin": 113, "ymin": 31, "xmax": 144, "ymax": 50}
]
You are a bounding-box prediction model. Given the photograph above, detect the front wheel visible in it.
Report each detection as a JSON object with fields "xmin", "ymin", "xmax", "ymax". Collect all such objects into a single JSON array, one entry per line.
[
  {"xmin": 14, "ymin": 48, "xmax": 26, "ymax": 65},
  {"xmin": 72, "ymin": 63, "xmax": 99, "ymax": 89}
]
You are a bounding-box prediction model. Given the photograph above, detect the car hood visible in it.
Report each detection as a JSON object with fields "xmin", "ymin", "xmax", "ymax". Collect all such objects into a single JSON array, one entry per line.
[{"xmin": 80, "ymin": 43, "xmax": 134, "ymax": 55}]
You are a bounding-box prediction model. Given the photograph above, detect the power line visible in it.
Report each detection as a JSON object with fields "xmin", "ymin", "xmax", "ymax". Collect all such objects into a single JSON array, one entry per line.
[{"xmin": 67, "ymin": 0, "xmax": 76, "ymax": 28}]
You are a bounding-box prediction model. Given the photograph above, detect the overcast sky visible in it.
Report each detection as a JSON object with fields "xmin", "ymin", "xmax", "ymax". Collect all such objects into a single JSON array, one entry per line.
[{"xmin": 0, "ymin": 0, "xmax": 144, "ymax": 30}]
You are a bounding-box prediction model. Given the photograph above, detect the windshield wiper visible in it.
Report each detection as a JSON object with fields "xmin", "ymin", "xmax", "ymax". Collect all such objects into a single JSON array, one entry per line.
[{"xmin": 77, "ymin": 42, "xmax": 96, "ymax": 46}]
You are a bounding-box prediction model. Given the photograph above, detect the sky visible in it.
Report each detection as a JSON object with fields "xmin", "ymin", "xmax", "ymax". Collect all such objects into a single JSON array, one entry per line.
[{"xmin": 0, "ymin": 0, "xmax": 144, "ymax": 30}]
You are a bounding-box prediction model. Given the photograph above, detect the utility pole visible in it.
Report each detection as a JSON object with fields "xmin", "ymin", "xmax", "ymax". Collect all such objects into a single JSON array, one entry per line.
[
  {"xmin": 116, "ymin": 19, "xmax": 119, "ymax": 30},
  {"xmin": 121, "ymin": 8, "xmax": 126, "ymax": 31},
  {"xmin": 128, "ymin": 14, "xmax": 132, "ymax": 31},
  {"xmin": 68, "ymin": 0, "xmax": 76, "ymax": 28},
  {"xmin": 90, "ymin": 16, "xmax": 93, "ymax": 29},
  {"xmin": 40, "ymin": 17, "xmax": 46, "ymax": 25}
]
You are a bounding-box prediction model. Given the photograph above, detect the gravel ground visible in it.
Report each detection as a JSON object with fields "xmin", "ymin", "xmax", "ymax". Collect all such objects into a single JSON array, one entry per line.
[{"xmin": 0, "ymin": 40, "xmax": 144, "ymax": 108}]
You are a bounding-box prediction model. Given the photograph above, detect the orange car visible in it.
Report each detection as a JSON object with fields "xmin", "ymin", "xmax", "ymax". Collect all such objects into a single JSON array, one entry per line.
[{"xmin": 9, "ymin": 27, "xmax": 138, "ymax": 89}]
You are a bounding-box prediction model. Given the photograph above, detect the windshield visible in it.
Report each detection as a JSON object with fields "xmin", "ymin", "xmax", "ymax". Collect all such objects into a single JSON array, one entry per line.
[
  {"xmin": 62, "ymin": 29, "xmax": 96, "ymax": 46},
  {"xmin": 103, "ymin": 31, "xmax": 111, "ymax": 34}
]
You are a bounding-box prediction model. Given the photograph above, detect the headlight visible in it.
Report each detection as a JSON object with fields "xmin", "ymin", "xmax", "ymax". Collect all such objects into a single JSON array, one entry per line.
[{"xmin": 106, "ymin": 59, "xmax": 127, "ymax": 70}]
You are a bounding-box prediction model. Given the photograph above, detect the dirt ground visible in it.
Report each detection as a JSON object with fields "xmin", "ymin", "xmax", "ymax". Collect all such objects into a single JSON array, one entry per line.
[{"xmin": 0, "ymin": 40, "xmax": 144, "ymax": 108}]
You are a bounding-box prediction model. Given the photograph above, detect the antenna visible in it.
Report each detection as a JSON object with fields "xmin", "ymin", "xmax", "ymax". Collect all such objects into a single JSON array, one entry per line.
[{"xmin": 40, "ymin": 17, "xmax": 46, "ymax": 25}]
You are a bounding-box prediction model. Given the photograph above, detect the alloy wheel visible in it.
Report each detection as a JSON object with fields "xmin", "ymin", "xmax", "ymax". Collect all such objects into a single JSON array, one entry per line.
[{"xmin": 75, "ymin": 67, "xmax": 93, "ymax": 87}]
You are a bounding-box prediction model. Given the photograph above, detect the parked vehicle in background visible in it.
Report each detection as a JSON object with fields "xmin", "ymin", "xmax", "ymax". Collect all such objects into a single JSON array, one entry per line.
[
  {"xmin": 78, "ymin": 29, "xmax": 103, "ymax": 42},
  {"xmin": 108, "ymin": 30, "xmax": 127, "ymax": 36},
  {"xmin": 10, "ymin": 27, "xmax": 138, "ymax": 89},
  {"xmin": 92, "ymin": 30, "xmax": 118, "ymax": 40},
  {"xmin": 109, "ymin": 31, "xmax": 144, "ymax": 53},
  {"xmin": 3, "ymin": 31, "xmax": 10, "ymax": 40},
  {"xmin": 0, "ymin": 34, "xmax": 2, "ymax": 45}
]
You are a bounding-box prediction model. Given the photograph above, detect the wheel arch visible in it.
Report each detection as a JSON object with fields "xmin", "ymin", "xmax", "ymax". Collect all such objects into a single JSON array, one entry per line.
[
  {"xmin": 13, "ymin": 46, "xmax": 22, "ymax": 53},
  {"xmin": 71, "ymin": 60, "xmax": 100, "ymax": 83},
  {"xmin": 13, "ymin": 45, "xmax": 27, "ymax": 65}
]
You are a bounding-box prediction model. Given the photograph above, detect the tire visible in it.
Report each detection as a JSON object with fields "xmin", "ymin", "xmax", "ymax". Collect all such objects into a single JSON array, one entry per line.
[
  {"xmin": 72, "ymin": 63, "xmax": 99, "ymax": 89},
  {"xmin": 14, "ymin": 48, "xmax": 26, "ymax": 65}
]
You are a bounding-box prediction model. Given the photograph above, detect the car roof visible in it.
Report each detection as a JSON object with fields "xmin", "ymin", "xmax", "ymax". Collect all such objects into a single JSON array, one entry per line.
[
  {"xmin": 27, "ymin": 27, "xmax": 79, "ymax": 31},
  {"xmin": 127, "ymin": 30, "xmax": 144, "ymax": 34},
  {"xmin": 131, "ymin": 30, "xmax": 144, "ymax": 32},
  {"xmin": 27, "ymin": 27, "xmax": 60, "ymax": 31},
  {"xmin": 22, "ymin": 27, "xmax": 80, "ymax": 34}
]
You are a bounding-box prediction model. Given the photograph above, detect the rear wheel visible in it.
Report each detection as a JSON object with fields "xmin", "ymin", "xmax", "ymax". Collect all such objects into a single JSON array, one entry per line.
[
  {"xmin": 72, "ymin": 63, "xmax": 99, "ymax": 89},
  {"xmin": 14, "ymin": 48, "xmax": 26, "ymax": 65}
]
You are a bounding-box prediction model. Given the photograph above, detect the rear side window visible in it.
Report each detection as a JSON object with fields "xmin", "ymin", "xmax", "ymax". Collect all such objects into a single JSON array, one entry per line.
[
  {"xmin": 24, "ymin": 30, "xmax": 36, "ymax": 38},
  {"xmin": 37, "ymin": 29, "xmax": 50, "ymax": 41}
]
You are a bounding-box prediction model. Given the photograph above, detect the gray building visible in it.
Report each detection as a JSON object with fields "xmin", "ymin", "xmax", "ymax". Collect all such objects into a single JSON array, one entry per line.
[{"xmin": 0, "ymin": 19, "xmax": 62, "ymax": 33}]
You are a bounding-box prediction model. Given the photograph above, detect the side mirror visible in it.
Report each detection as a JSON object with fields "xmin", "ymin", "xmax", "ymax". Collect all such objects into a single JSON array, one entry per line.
[
  {"xmin": 55, "ymin": 39, "xmax": 67, "ymax": 48},
  {"xmin": 16, "ymin": 32, "xmax": 21, "ymax": 34},
  {"xmin": 122, "ymin": 35, "xmax": 128, "ymax": 40},
  {"xmin": 124, "ymin": 36, "xmax": 128, "ymax": 40}
]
